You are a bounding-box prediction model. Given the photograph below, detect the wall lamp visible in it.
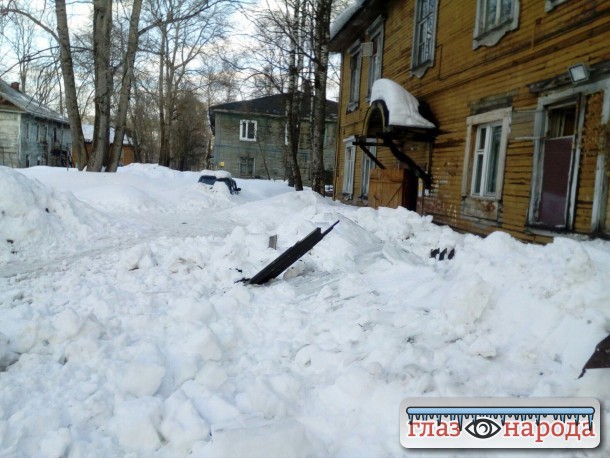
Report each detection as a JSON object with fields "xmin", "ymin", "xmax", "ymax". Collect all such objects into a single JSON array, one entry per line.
[{"xmin": 568, "ymin": 64, "xmax": 589, "ymax": 84}]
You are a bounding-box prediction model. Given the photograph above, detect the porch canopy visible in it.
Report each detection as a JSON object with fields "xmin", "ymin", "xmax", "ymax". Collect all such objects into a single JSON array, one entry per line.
[{"xmin": 355, "ymin": 79, "xmax": 436, "ymax": 188}]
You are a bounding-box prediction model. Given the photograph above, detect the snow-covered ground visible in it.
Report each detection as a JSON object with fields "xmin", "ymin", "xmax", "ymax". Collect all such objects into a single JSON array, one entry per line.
[{"xmin": 1, "ymin": 164, "xmax": 609, "ymax": 457}]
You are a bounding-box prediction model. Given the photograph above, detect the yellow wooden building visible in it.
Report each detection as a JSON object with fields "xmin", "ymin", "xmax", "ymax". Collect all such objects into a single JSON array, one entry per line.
[{"xmin": 330, "ymin": 0, "xmax": 610, "ymax": 242}]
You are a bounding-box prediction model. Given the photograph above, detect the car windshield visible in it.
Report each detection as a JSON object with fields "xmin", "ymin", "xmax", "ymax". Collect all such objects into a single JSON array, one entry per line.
[{"xmin": 199, "ymin": 176, "xmax": 216, "ymax": 185}]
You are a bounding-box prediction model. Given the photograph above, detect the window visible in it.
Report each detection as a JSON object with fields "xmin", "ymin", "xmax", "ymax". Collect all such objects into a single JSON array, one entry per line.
[
  {"xmin": 342, "ymin": 141, "xmax": 356, "ymax": 196},
  {"xmin": 545, "ymin": 0, "xmax": 568, "ymax": 12},
  {"xmin": 360, "ymin": 144, "xmax": 376, "ymax": 199},
  {"xmin": 41, "ymin": 126, "xmax": 48, "ymax": 142},
  {"xmin": 323, "ymin": 125, "xmax": 331, "ymax": 147},
  {"xmin": 239, "ymin": 120, "xmax": 257, "ymax": 141},
  {"xmin": 240, "ymin": 157, "xmax": 255, "ymax": 177},
  {"xmin": 411, "ymin": 0, "xmax": 438, "ymax": 77},
  {"xmin": 348, "ymin": 41, "xmax": 361, "ymax": 111},
  {"xmin": 28, "ymin": 123, "xmax": 38, "ymax": 142},
  {"xmin": 366, "ymin": 17, "xmax": 384, "ymax": 96},
  {"xmin": 530, "ymin": 100, "xmax": 580, "ymax": 229},
  {"xmin": 25, "ymin": 123, "xmax": 30, "ymax": 140},
  {"xmin": 471, "ymin": 124, "xmax": 502, "ymax": 197},
  {"xmin": 473, "ymin": 0, "xmax": 520, "ymax": 49},
  {"xmin": 461, "ymin": 108, "xmax": 511, "ymax": 219}
]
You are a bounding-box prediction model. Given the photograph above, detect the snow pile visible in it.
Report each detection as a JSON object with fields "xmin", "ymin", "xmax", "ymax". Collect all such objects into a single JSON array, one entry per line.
[
  {"xmin": 370, "ymin": 78, "xmax": 435, "ymax": 128},
  {"xmin": 1, "ymin": 165, "xmax": 609, "ymax": 457},
  {"xmin": 0, "ymin": 166, "xmax": 119, "ymax": 263}
]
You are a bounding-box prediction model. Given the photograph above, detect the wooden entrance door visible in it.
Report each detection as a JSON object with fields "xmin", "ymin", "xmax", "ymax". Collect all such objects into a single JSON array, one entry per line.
[{"xmin": 369, "ymin": 168, "xmax": 418, "ymax": 210}]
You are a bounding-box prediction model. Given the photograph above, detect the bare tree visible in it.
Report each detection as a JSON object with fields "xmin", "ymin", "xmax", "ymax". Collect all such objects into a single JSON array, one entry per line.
[
  {"xmin": 308, "ymin": 0, "xmax": 333, "ymax": 195},
  {"xmin": 141, "ymin": 0, "xmax": 235, "ymax": 168},
  {"xmin": 107, "ymin": 0, "xmax": 143, "ymax": 172}
]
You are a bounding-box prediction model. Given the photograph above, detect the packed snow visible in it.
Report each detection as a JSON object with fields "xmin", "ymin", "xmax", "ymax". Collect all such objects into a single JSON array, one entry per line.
[
  {"xmin": 1, "ymin": 163, "xmax": 609, "ymax": 457},
  {"xmin": 370, "ymin": 79, "xmax": 435, "ymax": 129}
]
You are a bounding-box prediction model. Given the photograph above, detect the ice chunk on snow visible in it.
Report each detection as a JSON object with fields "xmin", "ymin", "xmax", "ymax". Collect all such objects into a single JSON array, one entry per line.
[
  {"xmin": 120, "ymin": 362, "xmax": 166, "ymax": 397},
  {"xmin": 370, "ymin": 79, "xmax": 435, "ymax": 128},
  {"xmin": 161, "ymin": 393, "xmax": 210, "ymax": 450},
  {"xmin": 111, "ymin": 398, "xmax": 162, "ymax": 453},
  {"xmin": 205, "ymin": 419, "xmax": 316, "ymax": 458}
]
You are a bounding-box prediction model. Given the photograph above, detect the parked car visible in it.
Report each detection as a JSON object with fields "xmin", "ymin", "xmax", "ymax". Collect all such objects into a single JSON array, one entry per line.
[{"xmin": 198, "ymin": 170, "xmax": 241, "ymax": 195}]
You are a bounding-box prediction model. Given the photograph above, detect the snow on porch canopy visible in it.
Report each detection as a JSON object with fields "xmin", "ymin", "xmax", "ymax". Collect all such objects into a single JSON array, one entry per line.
[{"xmin": 370, "ymin": 79, "xmax": 435, "ymax": 129}]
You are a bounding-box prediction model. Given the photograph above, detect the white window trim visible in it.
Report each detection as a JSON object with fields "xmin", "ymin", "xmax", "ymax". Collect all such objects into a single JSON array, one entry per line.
[
  {"xmin": 342, "ymin": 137, "xmax": 356, "ymax": 197},
  {"xmin": 366, "ymin": 16, "xmax": 384, "ymax": 98},
  {"xmin": 411, "ymin": 0, "xmax": 439, "ymax": 78},
  {"xmin": 470, "ymin": 122, "xmax": 503, "ymax": 197},
  {"xmin": 347, "ymin": 40, "xmax": 362, "ymax": 112},
  {"xmin": 545, "ymin": 0, "xmax": 569, "ymax": 12},
  {"xmin": 473, "ymin": 0, "xmax": 520, "ymax": 49},
  {"xmin": 461, "ymin": 107, "xmax": 511, "ymax": 201},
  {"xmin": 526, "ymin": 81, "xmax": 610, "ymax": 230},
  {"xmin": 360, "ymin": 140, "xmax": 376, "ymax": 199},
  {"xmin": 239, "ymin": 119, "xmax": 257, "ymax": 142}
]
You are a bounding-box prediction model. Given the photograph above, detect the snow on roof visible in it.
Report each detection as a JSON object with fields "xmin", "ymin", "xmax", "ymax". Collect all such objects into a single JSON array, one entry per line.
[
  {"xmin": 330, "ymin": 0, "xmax": 366, "ymax": 40},
  {"xmin": 0, "ymin": 79, "xmax": 68, "ymax": 123},
  {"xmin": 82, "ymin": 124, "xmax": 133, "ymax": 145},
  {"xmin": 370, "ymin": 79, "xmax": 435, "ymax": 129}
]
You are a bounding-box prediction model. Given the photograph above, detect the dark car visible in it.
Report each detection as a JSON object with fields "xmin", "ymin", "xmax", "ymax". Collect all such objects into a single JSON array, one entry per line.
[{"xmin": 198, "ymin": 172, "xmax": 241, "ymax": 195}]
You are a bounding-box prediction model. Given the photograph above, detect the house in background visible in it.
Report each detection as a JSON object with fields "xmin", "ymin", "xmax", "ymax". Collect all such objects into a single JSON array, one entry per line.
[
  {"xmin": 209, "ymin": 93, "xmax": 338, "ymax": 185},
  {"xmin": 0, "ymin": 79, "xmax": 71, "ymax": 168},
  {"xmin": 81, "ymin": 124, "xmax": 135, "ymax": 167},
  {"xmin": 330, "ymin": 0, "xmax": 610, "ymax": 242}
]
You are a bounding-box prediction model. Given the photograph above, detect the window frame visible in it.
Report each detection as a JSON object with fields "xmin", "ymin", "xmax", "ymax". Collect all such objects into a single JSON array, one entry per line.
[
  {"xmin": 461, "ymin": 108, "xmax": 511, "ymax": 203},
  {"xmin": 360, "ymin": 142, "xmax": 376, "ymax": 199},
  {"xmin": 527, "ymin": 85, "xmax": 595, "ymax": 232},
  {"xmin": 342, "ymin": 138, "xmax": 356, "ymax": 197},
  {"xmin": 347, "ymin": 40, "xmax": 362, "ymax": 112},
  {"xmin": 473, "ymin": 0, "xmax": 520, "ymax": 49},
  {"xmin": 470, "ymin": 123, "xmax": 503, "ymax": 198},
  {"xmin": 411, "ymin": 0, "xmax": 439, "ymax": 78},
  {"xmin": 366, "ymin": 16, "xmax": 385, "ymax": 98},
  {"xmin": 239, "ymin": 156, "xmax": 255, "ymax": 177},
  {"xmin": 239, "ymin": 119, "xmax": 257, "ymax": 142},
  {"xmin": 545, "ymin": 0, "xmax": 569, "ymax": 12}
]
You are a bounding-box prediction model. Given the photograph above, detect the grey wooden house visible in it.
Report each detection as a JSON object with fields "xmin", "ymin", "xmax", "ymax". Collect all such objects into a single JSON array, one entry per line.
[
  {"xmin": 0, "ymin": 79, "xmax": 71, "ymax": 168},
  {"xmin": 209, "ymin": 93, "xmax": 338, "ymax": 185}
]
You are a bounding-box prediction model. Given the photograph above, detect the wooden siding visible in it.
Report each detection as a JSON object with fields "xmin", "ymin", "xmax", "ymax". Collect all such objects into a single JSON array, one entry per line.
[
  {"xmin": 334, "ymin": 0, "xmax": 610, "ymax": 242},
  {"xmin": 0, "ymin": 111, "xmax": 20, "ymax": 167},
  {"xmin": 214, "ymin": 112, "xmax": 336, "ymax": 184}
]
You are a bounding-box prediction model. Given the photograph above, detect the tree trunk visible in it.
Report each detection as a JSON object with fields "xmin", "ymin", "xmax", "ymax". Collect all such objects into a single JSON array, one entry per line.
[
  {"xmin": 108, "ymin": 0, "xmax": 143, "ymax": 172},
  {"xmin": 88, "ymin": 0, "xmax": 113, "ymax": 172},
  {"xmin": 310, "ymin": 0, "xmax": 332, "ymax": 195},
  {"xmin": 285, "ymin": 0, "xmax": 303, "ymax": 190},
  {"xmin": 158, "ymin": 24, "xmax": 170, "ymax": 168},
  {"xmin": 55, "ymin": 0, "xmax": 87, "ymax": 170}
]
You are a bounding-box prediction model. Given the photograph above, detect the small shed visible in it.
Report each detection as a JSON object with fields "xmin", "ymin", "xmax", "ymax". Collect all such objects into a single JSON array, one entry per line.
[{"xmin": 81, "ymin": 124, "xmax": 135, "ymax": 166}]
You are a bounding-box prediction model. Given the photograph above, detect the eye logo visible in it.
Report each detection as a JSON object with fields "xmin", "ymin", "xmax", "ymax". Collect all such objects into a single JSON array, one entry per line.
[{"xmin": 465, "ymin": 418, "xmax": 501, "ymax": 439}]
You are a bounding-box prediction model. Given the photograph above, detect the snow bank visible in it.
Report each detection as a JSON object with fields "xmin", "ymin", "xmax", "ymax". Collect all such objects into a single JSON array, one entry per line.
[
  {"xmin": 370, "ymin": 78, "xmax": 435, "ymax": 128},
  {"xmin": 0, "ymin": 167, "xmax": 119, "ymax": 263},
  {"xmin": 1, "ymin": 165, "xmax": 609, "ymax": 457}
]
